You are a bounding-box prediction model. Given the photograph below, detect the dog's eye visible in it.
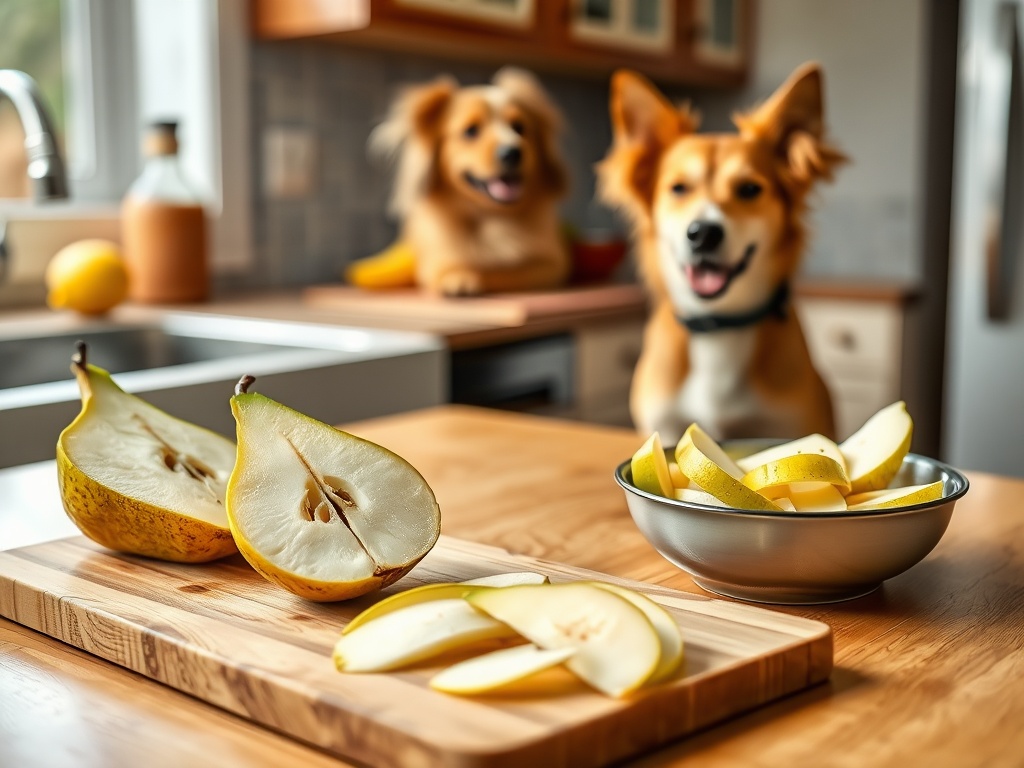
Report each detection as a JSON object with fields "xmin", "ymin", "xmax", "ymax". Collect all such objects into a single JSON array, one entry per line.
[
  {"xmin": 737, "ymin": 181, "xmax": 763, "ymax": 200},
  {"xmin": 670, "ymin": 182, "xmax": 688, "ymax": 196},
  {"xmin": 510, "ymin": 119, "xmax": 526, "ymax": 136},
  {"xmin": 463, "ymin": 123, "xmax": 480, "ymax": 140}
]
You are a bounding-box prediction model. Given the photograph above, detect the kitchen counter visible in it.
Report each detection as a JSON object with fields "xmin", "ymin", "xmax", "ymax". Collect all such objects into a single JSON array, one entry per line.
[{"xmin": 1, "ymin": 405, "xmax": 1022, "ymax": 767}]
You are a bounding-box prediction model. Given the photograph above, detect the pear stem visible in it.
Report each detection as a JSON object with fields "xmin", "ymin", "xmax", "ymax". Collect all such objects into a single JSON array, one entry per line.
[
  {"xmin": 235, "ymin": 375, "xmax": 256, "ymax": 396},
  {"xmin": 73, "ymin": 340, "xmax": 87, "ymax": 370}
]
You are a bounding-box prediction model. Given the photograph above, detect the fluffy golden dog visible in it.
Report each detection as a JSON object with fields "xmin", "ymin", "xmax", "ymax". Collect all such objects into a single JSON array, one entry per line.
[
  {"xmin": 598, "ymin": 63, "xmax": 846, "ymax": 442},
  {"xmin": 371, "ymin": 68, "xmax": 570, "ymax": 296}
]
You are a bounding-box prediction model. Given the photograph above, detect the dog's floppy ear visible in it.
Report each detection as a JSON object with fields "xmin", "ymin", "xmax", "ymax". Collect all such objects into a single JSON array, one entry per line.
[
  {"xmin": 597, "ymin": 70, "xmax": 699, "ymax": 222},
  {"xmin": 370, "ymin": 75, "xmax": 457, "ymax": 217},
  {"xmin": 492, "ymin": 67, "xmax": 568, "ymax": 197},
  {"xmin": 735, "ymin": 62, "xmax": 847, "ymax": 194}
]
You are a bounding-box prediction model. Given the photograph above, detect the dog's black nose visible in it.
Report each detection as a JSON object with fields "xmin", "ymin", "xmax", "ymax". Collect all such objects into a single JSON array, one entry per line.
[
  {"xmin": 497, "ymin": 145, "xmax": 522, "ymax": 169},
  {"xmin": 687, "ymin": 221, "xmax": 725, "ymax": 253}
]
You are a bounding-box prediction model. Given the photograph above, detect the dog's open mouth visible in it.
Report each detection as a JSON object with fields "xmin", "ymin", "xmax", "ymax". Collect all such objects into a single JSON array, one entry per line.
[
  {"xmin": 464, "ymin": 172, "xmax": 524, "ymax": 204},
  {"xmin": 685, "ymin": 244, "xmax": 757, "ymax": 300}
]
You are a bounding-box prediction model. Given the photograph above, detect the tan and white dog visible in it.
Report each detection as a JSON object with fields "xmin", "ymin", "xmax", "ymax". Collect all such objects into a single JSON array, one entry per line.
[
  {"xmin": 371, "ymin": 68, "xmax": 569, "ymax": 296},
  {"xmin": 598, "ymin": 63, "xmax": 845, "ymax": 443}
]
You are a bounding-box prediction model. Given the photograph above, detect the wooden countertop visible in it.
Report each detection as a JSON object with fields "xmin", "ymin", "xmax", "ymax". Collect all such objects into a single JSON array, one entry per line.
[{"xmin": 1, "ymin": 405, "xmax": 1021, "ymax": 767}]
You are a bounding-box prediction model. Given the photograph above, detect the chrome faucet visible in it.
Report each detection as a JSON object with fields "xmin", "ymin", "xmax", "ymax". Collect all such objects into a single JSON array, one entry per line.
[
  {"xmin": 0, "ymin": 69, "xmax": 69, "ymax": 282},
  {"xmin": 0, "ymin": 69, "xmax": 69, "ymax": 201}
]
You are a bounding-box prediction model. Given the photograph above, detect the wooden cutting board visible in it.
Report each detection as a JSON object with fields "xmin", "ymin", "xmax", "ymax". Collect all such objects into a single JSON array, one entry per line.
[
  {"xmin": 302, "ymin": 283, "xmax": 647, "ymax": 327},
  {"xmin": 0, "ymin": 536, "xmax": 832, "ymax": 767}
]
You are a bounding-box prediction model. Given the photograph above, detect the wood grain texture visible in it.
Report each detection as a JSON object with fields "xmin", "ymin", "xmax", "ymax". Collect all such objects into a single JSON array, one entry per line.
[
  {"xmin": 301, "ymin": 284, "xmax": 647, "ymax": 328},
  {"xmin": 0, "ymin": 535, "xmax": 830, "ymax": 768},
  {"xmin": 4, "ymin": 406, "xmax": 1024, "ymax": 767}
]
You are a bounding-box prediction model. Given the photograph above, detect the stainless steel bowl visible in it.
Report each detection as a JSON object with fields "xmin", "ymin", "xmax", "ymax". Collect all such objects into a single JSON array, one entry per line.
[{"xmin": 615, "ymin": 446, "xmax": 969, "ymax": 604}]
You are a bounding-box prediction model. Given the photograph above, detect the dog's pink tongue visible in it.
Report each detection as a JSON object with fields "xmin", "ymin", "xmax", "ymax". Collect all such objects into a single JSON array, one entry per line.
[
  {"xmin": 487, "ymin": 178, "xmax": 522, "ymax": 203},
  {"xmin": 685, "ymin": 265, "xmax": 728, "ymax": 297}
]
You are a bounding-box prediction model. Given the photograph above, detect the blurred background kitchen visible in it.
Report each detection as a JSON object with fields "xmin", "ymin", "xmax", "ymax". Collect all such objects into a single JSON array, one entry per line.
[{"xmin": 1, "ymin": 0, "xmax": 1021, "ymax": 477}]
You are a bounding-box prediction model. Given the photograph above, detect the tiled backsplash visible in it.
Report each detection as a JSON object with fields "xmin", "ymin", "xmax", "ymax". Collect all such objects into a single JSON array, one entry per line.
[
  {"xmin": 248, "ymin": 40, "xmax": 917, "ymax": 289},
  {"xmin": 248, "ymin": 41, "xmax": 628, "ymax": 289}
]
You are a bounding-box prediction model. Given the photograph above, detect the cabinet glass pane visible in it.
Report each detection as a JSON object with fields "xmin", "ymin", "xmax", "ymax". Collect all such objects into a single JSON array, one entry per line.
[
  {"xmin": 633, "ymin": 0, "xmax": 660, "ymax": 33},
  {"xmin": 582, "ymin": 0, "xmax": 613, "ymax": 22},
  {"xmin": 711, "ymin": 0, "xmax": 735, "ymax": 47}
]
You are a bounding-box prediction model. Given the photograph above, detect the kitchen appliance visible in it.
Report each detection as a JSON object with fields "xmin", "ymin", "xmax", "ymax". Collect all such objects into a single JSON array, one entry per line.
[{"xmin": 945, "ymin": 0, "xmax": 1024, "ymax": 476}]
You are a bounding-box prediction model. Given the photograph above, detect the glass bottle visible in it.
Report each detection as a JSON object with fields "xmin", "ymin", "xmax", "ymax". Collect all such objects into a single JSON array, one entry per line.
[{"xmin": 121, "ymin": 121, "xmax": 208, "ymax": 303}]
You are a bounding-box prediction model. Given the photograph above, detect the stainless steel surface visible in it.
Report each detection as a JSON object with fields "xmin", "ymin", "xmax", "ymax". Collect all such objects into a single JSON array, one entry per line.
[
  {"xmin": 615, "ymin": 447, "xmax": 970, "ymax": 604},
  {"xmin": 0, "ymin": 311, "xmax": 446, "ymax": 468},
  {"xmin": 0, "ymin": 70, "xmax": 69, "ymax": 202}
]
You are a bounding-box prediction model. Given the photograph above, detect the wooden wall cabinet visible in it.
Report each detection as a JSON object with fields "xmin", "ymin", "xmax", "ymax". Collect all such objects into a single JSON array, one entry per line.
[{"xmin": 252, "ymin": 0, "xmax": 752, "ymax": 87}]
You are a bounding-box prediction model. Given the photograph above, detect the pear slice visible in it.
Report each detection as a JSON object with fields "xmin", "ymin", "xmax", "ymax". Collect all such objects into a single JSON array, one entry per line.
[
  {"xmin": 226, "ymin": 376, "xmax": 440, "ymax": 601},
  {"xmin": 673, "ymin": 487, "xmax": 729, "ymax": 507},
  {"xmin": 343, "ymin": 571, "xmax": 549, "ymax": 634},
  {"xmin": 736, "ymin": 433, "xmax": 847, "ymax": 474},
  {"xmin": 466, "ymin": 583, "xmax": 661, "ymax": 698},
  {"xmin": 430, "ymin": 644, "xmax": 576, "ymax": 694},
  {"xmin": 590, "ymin": 582, "xmax": 684, "ymax": 682},
  {"xmin": 333, "ymin": 598, "xmax": 516, "ymax": 672},
  {"xmin": 631, "ymin": 432, "xmax": 675, "ymax": 498},
  {"xmin": 773, "ymin": 497, "xmax": 797, "ymax": 512},
  {"xmin": 674, "ymin": 425, "xmax": 783, "ymax": 512},
  {"xmin": 840, "ymin": 401, "xmax": 914, "ymax": 494},
  {"xmin": 741, "ymin": 454, "xmax": 851, "ymax": 495},
  {"xmin": 765, "ymin": 482, "xmax": 848, "ymax": 512},
  {"xmin": 845, "ymin": 480, "xmax": 944, "ymax": 510},
  {"xmin": 56, "ymin": 342, "xmax": 237, "ymax": 562}
]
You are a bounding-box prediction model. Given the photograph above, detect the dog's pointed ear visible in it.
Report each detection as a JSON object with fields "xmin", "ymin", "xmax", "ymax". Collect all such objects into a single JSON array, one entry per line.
[
  {"xmin": 370, "ymin": 76, "xmax": 458, "ymax": 217},
  {"xmin": 735, "ymin": 63, "xmax": 847, "ymax": 191},
  {"xmin": 609, "ymin": 70, "xmax": 698, "ymax": 148},
  {"xmin": 598, "ymin": 70, "xmax": 698, "ymax": 224},
  {"xmin": 493, "ymin": 67, "xmax": 568, "ymax": 197}
]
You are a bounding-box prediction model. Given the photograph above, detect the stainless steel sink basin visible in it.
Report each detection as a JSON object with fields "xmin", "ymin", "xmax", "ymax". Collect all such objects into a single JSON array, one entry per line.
[{"xmin": 0, "ymin": 311, "xmax": 447, "ymax": 468}]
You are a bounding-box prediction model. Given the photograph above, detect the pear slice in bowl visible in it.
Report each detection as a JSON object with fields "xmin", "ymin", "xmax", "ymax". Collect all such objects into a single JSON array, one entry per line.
[{"xmin": 57, "ymin": 342, "xmax": 237, "ymax": 562}]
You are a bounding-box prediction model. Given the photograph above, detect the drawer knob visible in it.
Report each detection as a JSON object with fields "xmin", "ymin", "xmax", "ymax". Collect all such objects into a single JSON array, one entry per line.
[{"xmin": 830, "ymin": 328, "xmax": 857, "ymax": 351}]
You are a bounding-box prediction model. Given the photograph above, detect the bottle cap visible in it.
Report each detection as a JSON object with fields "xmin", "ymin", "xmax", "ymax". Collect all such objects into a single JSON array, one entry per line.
[{"xmin": 143, "ymin": 120, "xmax": 180, "ymax": 157}]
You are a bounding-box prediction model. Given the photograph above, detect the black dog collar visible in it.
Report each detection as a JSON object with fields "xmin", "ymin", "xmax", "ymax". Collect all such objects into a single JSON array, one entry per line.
[{"xmin": 679, "ymin": 282, "xmax": 791, "ymax": 333}]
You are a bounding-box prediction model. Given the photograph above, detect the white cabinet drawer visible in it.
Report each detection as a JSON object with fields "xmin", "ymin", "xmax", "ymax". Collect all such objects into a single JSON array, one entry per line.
[
  {"xmin": 796, "ymin": 298, "xmax": 902, "ymax": 377},
  {"xmin": 574, "ymin": 319, "xmax": 645, "ymax": 405}
]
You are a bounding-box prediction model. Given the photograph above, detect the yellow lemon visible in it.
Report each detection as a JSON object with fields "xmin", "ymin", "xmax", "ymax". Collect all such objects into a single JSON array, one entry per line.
[{"xmin": 46, "ymin": 239, "xmax": 129, "ymax": 315}]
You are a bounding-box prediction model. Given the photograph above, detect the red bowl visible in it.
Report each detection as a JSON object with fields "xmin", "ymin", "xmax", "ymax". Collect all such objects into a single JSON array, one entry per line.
[{"xmin": 570, "ymin": 238, "xmax": 628, "ymax": 284}]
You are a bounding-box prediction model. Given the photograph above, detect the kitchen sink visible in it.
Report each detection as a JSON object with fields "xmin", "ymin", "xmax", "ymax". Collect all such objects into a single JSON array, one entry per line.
[{"xmin": 0, "ymin": 311, "xmax": 447, "ymax": 468}]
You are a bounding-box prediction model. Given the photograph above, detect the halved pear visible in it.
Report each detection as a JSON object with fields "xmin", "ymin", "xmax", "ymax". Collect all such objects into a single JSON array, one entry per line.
[
  {"xmin": 56, "ymin": 342, "xmax": 237, "ymax": 562},
  {"xmin": 840, "ymin": 401, "xmax": 914, "ymax": 494},
  {"xmin": 333, "ymin": 598, "xmax": 515, "ymax": 672},
  {"xmin": 226, "ymin": 376, "xmax": 440, "ymax": 601},
  {"xmin": 631, "ymin": 432, "xmax": 675, "ymax": 498},
  {"xmin": 736, "ymin": 433, "xmax": 847, "ymax": 474},
  {"xmin": 590, "ymin": 582, "xmax": 683, "ymax": 682},
  {"xmin": 765, "ymin": 482, "xmax": 848, "ymax": 512},
  {"xmin": 741, "ymin": 453, "xmax": 850, "ymax": 495},
  {"xmin": 430, "ymin": 644, "xmax": 576, "ymax": 694},
  {"xmin": 846, "ymin": 480, "xmax": 944, "ymax": 510},
  {"xmin": 343, "ymin": 571, "xmax": 549, "ymax": 634},
  {"xmin": 466, "ymin": 583, "xmax": 661, "ymax": 698},
  {"xmin": 674, "ymin": 425, "xmax": 783, "ymax": 512}
]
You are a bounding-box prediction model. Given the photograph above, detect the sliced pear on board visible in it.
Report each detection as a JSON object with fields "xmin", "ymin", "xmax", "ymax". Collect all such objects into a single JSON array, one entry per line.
[
  {"xmin": 741, "ymin": 453, "xmax": 851, "ymax": 495},
  {"xmin": 343, "ymin": 572, "xmax": 549, "ymax": 634},
  {"xmin": 631, "ymin": 432, "xmax": 676, "ymax": 498},
  {"xmin": 226, "ymin": 376, "xmax": 440, "ymax": 602},
  {"xmin": 846, "ymin": 480, "xmax": 944, "ymax": 511},
  {"xmin": 56, "ymin": 342, "xmax": 237, "ymax": 562},
  {"xmin": 840, "ymin": 401, "xmax": 914, "ymax": 494},
  {"xmin": 736, "ymin": 433, "xmax": 847, "ymax": 474},
  {"xmin": 429, "ymin": 644, "xmax": 576, "ymax": 694},
  {"xmin": 590, "ymin": 582, "xmax": 684, "ymax": 683},
  {"xmin": 333, "ymin": 598, "xmax": 515, "ymax": 672},
  {"xmin": 466, "ymin": 583, "xmax": 661, "ymax": 698},
  {"xmin": 674, "ymin": 424, "xmax": 783, "ymax": 512}
]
